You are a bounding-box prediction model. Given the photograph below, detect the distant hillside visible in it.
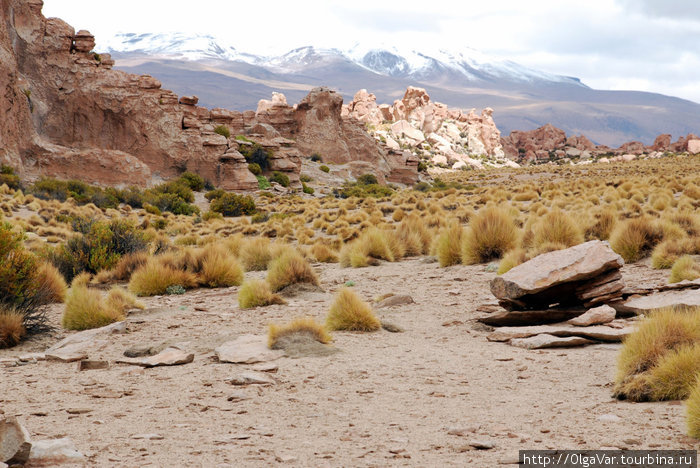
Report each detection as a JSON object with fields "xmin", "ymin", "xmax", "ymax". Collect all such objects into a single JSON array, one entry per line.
[{"xmin": 105, "ymin": 33, "xmax": 700, "ymax": 146}]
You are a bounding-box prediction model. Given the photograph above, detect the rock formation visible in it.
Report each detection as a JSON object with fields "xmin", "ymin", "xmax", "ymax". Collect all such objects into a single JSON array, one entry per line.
[
  {"xmin": 0, "ymin": 1, "xmax": 417, "ymax": 189},
  {"xmin": 343, "ymin": 86, "xmax": 515, "ymax": 171}
]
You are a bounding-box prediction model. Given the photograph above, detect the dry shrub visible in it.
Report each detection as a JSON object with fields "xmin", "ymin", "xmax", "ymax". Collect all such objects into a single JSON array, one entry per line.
[
  {"xmin": 239, "ymin": 237, "xmax": 272, "ymax": 271},
  {"xmin": 35, "ymin": 262, "xmax": 67, "ymax": 303},
  {"xmin": 63, "ymin": 280, "xmax": 124, "ymax": 330},
  {"xmin": 268, "ymin": 317, "xmax": 331, "ymax": 348},
  {"xmin": 395, "ymin": 215, "xmax": 432, "ymax": 256},
  {"xmin": 462, "ymin": 207, "xmax": 519, "ymax": 264},
  {"xmin": 109, "ymin": 251, "xmax": 149, "ymax": 281},
  {"xmin": 687, "ymin": 376, "xmax": 700, "ymax": 438},
  {"xmin": 358, "ymin": 228, "xmax": 396, "ymax": 262},
  {"xmin": 610, "ymin": 216, "xmax": 663, "ymax": 262},
  {"xmin": 434, "ymin": 222, "xmax": 464, "ymax": 267},
  {"xmin": 199, "ymin": 244, "xmax": 244, "ymax": 288},
  {"xmin": 105, "ymin": 287, "xmax": 144, "ymax": 313},
  {"xmin": 669, "ymin": 256, "xmax": 700, "ymax": 284},
  {"xmin": 310, "ymin": 243, "xmax": 338, "ymax": 263},
  {"xmin": 0, "ymin": 307, "xmax": 25, "ymax": 348},
  {"xmin": 238, "ymin": 279, "xmax": 285, "ymax": 309},
  {"xmin": 128, "ymin": 258, "xmax": 198, "ymax": 296},
  {"xmin": 614, "ymin": 307, "xmax": 700, "ymax": 401},
  {"xmin": 646, "ymin": 343, "xmax": 700, "ymax": 401},
  {"xmin": 267, "ymin": 250, "xmax": 318, "ymax": 292},
  {"xmin": 532, "ymin": 210, "xmax": 583, "ymax": 250},
  {"xmin": 497, "ymin": 248, "xmax": 529, "ymax": 274},
  {"xmin": 326, "ymin": 288, "xmax": 380, "ymax": 332}
]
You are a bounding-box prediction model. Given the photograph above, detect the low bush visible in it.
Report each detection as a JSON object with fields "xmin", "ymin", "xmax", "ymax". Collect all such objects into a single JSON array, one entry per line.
[
  {"xmin": 333, "ymin": 182, "xmax": 393, "ymax": 199},
  {"xmin": 128, "ymin": 258, "xmax": 198, "ymax": 296},
  {"xmin": 356, "ymin": 173, "xmax": 378, "ymax": 185},
  {"xmin": 205, "ymin": 188, "xmax": 225, "ymax": 201},
  {"xmin": 0, "ymin": 165, "xmax": 20, "ymax": 190},
  {"xmin": 238, "ymin": 279, "xmax": 285, "ymax": 309},
  {"xmin": 435, "ymin": 222, "xmax": 464, "ymax": 267},
  {"xmin": 310, "ymin": 153, "xmax": 322, "ymax": 162},
  {"xmin": 687, "ymin": 376, "xmax": 700, "ymax": 438},
  {"xmin": 199, "ymin": 244, "xmax": 244, "ymax": 288},
  {"xmin": 29, "ymin": 178, "xmax": 119, "ymax": 209},
  {"xmin": 310, "ymin": 243, "xmax": 338, "ymax": 263},
  {"xmin": 319, "ymin": 165, "xmax": 330, "ymax": 173},
  {"xmin": 269, "ymin": 171, "xmax": 290, "ymax": 187},
  {"xmin": 210, "ymin": 193, "xmax": 256, "ymax": 217},
  {"xmin": 104, "ymin": 286, "xmax": 144, "ymax": 314},
  {"xmin": 0, "ymin": 306, "xmax": 25, "ymax": 348},
  {"xmin": 268, "ymin": 317, "xmax": 331, "ymax": 348},
  {"xmin": 462, "ymin": 206, "xmax": 519, "ymax": 264},
  {"xmin": 670, "ymin": 256, "xmax": 700, "ymax": 283},
  {"xmin": 610, "ymin": 216, "xmax": 663, "ymax": 263},
  {"xmin": 239, "ymin": 143, "xmax": 270, "ymax": 170},
  {"xmin": 325, "ymin": 288, "xmax": 380, "ymax": 332},
  {"xmin": 35, "ymin": 262, "xmax": 67, "ymax": 303},
  {"xmin": 302, "ymin": 183, "xmax": 314, "ymax": 195},
  {"xmin": 63, "ymin": 277, "xmax": 124, "ymax": 330},
  {"xmin": 300, "ymin": 174, "xmax": 312, "ymax": 183},
  {"xmin": 257, "ymin": 175, "xmax": 271, "ymax": 189},
  {"xmin": 239, "ymin": 238, "xmax": 273, "ymax": 271},
  {"xmin": 248, "ymin": 163, "xmax": 262, "ymax": 175},
  {"xmin": 214, "ymin": 125, "xmax": 231, "ymax": 139},
  {"xmin": 646, "ymin": 343, "xmax": 700, "ymax": 401},
  {"xmin": 177, "ymin": 172, "xmax": 205, "ymax": 191},
  {"xmin": 532, "ymin": 210, "xmax": 583, "ymax": 250},
  {"xmin": 267, "ymin": 250, "xmax": 319, "ymax": 292}
]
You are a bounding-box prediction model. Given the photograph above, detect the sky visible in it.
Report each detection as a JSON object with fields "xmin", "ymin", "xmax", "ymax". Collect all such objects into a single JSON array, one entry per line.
[{"xmin": 42, "ymin": 0, "xmax": 700, "ymax": 103}]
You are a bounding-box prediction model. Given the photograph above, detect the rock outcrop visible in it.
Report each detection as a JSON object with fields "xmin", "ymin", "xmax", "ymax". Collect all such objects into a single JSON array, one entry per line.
[
  {"xmin": 0, "ymin": 1, "xmax": 417, "ymax": 189},
  {"xmin": 501, "ymin": 123, "xmax": 700, "ymax": 164},
  {"xmin": 343, "ymin": 86, "xmax": 515, "ymax": 171}
]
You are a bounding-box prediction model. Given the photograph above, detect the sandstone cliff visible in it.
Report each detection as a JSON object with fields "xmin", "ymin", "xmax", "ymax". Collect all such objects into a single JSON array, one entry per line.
[{"xmin": 0, "ymin": 1, "xmax": 417, "ymax": 189}]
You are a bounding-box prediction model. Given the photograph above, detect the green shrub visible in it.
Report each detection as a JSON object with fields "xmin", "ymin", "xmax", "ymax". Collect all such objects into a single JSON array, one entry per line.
[
  {"xmin": 413, "ymin": 181, "xmax": 431, "ymax": 192},
  {"xmin": 356, "ymin": 173, "xmax": 378, "ymax": 185},
  {"xmin": 178, "ymin": 172, "xmax": 205, "ymax": 191},
  {"xmin": 310, "ymin": 153, "xmax": 323, "ymax": 162},
  {"xmin": 239, "ymin": 143, "xmax": 270, "ymax": 170},
  {"xmin": 333, "ymin": 183, "xmax": 394, "ymax": 199},
  {"xmin": 214, "ymin": 125, "xmax": 231, "ymax": 139},
  {"xmin": 417, "ymin": 161, "xmax": 428, "ymax": 172},
  {"xmin": 251, "ymin": 212, "xmax": 270, "ymax": 223},
  {"xmin": 29, "ymin": 178, "xmax": 120, "ymax": 209},
  {"xmin": 210, "ymin": 193, "xmax": 256, "ymax": 217},
  {"xmin": 302, "ymin": 183, "xmax": 314, "ymax": 195},
  {"xmin": 320, "ymin": 165, "xmax": 330, "ymax": 173},
  {"xmin": 248, "ymin": 163, "xmax": 262, "ymax": 175},
  {"xmin": 235, "ymin": 135, "xmax": 252, "ymax": 143},
  {"xmin": 205, "ymin": 188, "xmax": 225, "ymax": 201},
  {"xmin": 149, "ymin": 180, "xmax": 194, "ymax": 203},
  {"xmin": 257, "ymin": 175, "xmax": 271, "ymax": 190},
  {"xmin": 143, "ymin": 203, "xmax": 161, "ymax": 215},
  {"xmin": 269, "ymin": 171, "xmax": 290, "ymax": 187},
  {"xmin": 0, "ymin": 166, "xmax": 20, "ymax": 189},
  {"xmin": 202, "ymin": 210, "xmax": 223, "ymax": 221},
  {"xmin": 299, "ymin": 174, "xmax": 312, "ymax": 183},
  {"xmin": 0, "ymin": 165, "xmax": 14, "ymax": 175}
]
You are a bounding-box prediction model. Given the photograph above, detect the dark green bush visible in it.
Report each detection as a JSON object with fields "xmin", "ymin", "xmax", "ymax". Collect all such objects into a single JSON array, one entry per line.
[
  {"xmin": 46, "ymin": 219, "xmax": 148, "ymax": 281},
  {"xmin": 413, "ymin": 181, "xmax": 431, "ymax": 192},
  {"xmin": 417, "ymin": 161, "xmax": 428, "ymax": 172},
  {"xmin": 0, "ymin": 165, "xmax": 14, "ymax": 175},
  {"xmin": 269, "ymin": 171, "xmax": 290, "ymax": 187},
  {"xmin": 0, "ymin": 174, "xmax": 20, "ymax": 190},
  {"xmin": 29, "ymin": 178, "xmax": 119, "ymax": 209},
  {"xmin": 178, "ymin": 172, "xmax": 205, "ymax": 191},
  {"xmin": 144, "ymin": 180, "xmax": 198, "ymax": 215},
  {"xmin": 205, "ymin": 188, "xmax": 226, "ymax": 201},
  {"xmin": 235, "ymin": 135, "xmax": 252, "ymax": 143},
  {"xmin": 153, "ymin": 218, "xmax": 168, "ymax": 230},
  {"xmin": 251, "ymin": 212, "xmax": 270, "ymax": 223},
  {"xmin": 149, "ymin": 180, "xmax": 194, "ymax": 203},
  {"xmin": 333, "ymin": 183, "xmax": 394, "ymax": 199},
  {"xmin": 257, "ymin": 175, "xmax": 271, "ymax": 190},
  {"xmin": 356, "ymin": 173, "xmax": 378, "ymax": 185},
  {"xmin": 210, "ymin": 193, "xmax": 256, "ymax": 217},
  {"xmin": 214, "ymin": 125, "xmax": 231, "ymax": 139},
  {"xmin": 143, "ymin": 203, "xmax": 161, "ymax": 215},
  {"xmin": 111, "ymin": 186, "xmax": 145, "ymax": 208},
  {"xmin": 202, "ymin": 210, "xmax": 223, "ymax": 221},
  {"xmin": 300, "ymin": 174, "xmax": 312, "ymax": 183},
  {"xmin": 320, "ymin": 165, "xmax": 330, "ymax": 173},
  {"xmin": 302, "ymin": 183, "xmax": 314, "ymax": 195},
  {"xmin": 239, "ymin": 144, "xmax": 270, "ymax": 170},
  {"xmin": 310, "ymin": 153, "xmax": 322, "ymax": 162},
  {"xmin": 248, "ymin": 163, "xmax": 262, "ymax": 175}
]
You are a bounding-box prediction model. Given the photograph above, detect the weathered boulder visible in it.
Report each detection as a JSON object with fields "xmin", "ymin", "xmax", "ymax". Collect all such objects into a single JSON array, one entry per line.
[
  {"xmin": 624, "ymin": 289, "xmax": 700, "ymax": 314},
  {"xmin": 0, "ymin": 417, "xmax": 31, "ymax": 465},
  {"xmin": 45, "ymin": 321, "xmax": 126, "ymax": 362},
  {"xmin": 215, "ymin": 335, "xmax": 284, "ymax": 364},
  {"xmin": 566, "ymin": 305, "xmax": 616, "ymax": 326},
  {"xmin": 490, "ymin": 241, "xmax": 624, "ymax": 310},
  {"xmin": 29, "ymin": 438, "xmax": 84, "ymax": 464},
  {"xmin": 116, "ymin": 347, "xmax": 194, "ymax": 367},
  {"xmin": 688, "ymin": 139, "xmax": 700, "ymax": 154}
]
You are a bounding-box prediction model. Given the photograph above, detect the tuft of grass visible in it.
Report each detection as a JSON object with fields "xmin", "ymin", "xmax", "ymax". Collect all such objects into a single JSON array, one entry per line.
[
  {"xmin": 614, "ymin": 307, "xmax": 700, "ymax": 401},
  {"xmin": 462, "ymin": 207, "xmax": 519, "ymax": 264},
  {"xmin": 325, "ymin": 288, "xmax": 381, "ymax": 332},
  {"xmin": 687, "ymin": 376, "xmax": 700, "ymax": 438},
  {"xmin": 310, "ymin": 243, "xmax": 338, "ymax": 263},
  {"xmin": 669, "ymin": 256, "xmax": 700, "ymax": 284},
  {"xmin": 497, "ymin": 248, "xmax": 528, "ymax": 275},
  {"xmin": 128, "ymin": 258, "xmax": 198, "ymax": 296},
  {"xmin": 647, "ymin": 343, "xmax": 700, "ymax": 401},
  {"xmin": 198, "ymin": 244, "xmax": 244, "ymax": 288},
  {"xmin": 239, "ymin": 237, "xmax": 272, "ymax": 271},
  {"xmin": 610, "ymin": 216, "xmax": 663, "ymax": 263},
  {"xmin": 0, "ymin": 307, "xmax": 26, "ymax": 348},
  {"xmin": 108, "ymin": 251, "xmax": 149, "ymax": 282},
  {"xmin": 434, "ymin": 222, "xmax": 464, "ymax": 267},
  {"xmin": 238, "ymin": 279, "xmax": 285, "ymax": 309},
  {"xmin": 267, "ymin": 250, "xmax": 319, "ymax": 292},
  {"xmin": 268, "ymin": 317, "xmax": 331, "ymax": 348},
  {"xmin": 105, "ymin": 287, "xmax": 144, "ymax": 314},
  {"xmin": 63, "ymin": 280, "xmax": 124, "ymax": 330},
  {"xmin": 35, "ymin": 262, "xmax": 67, "ymax": 303},
  {"xmin": 532, "ymin": 209, "xmax": 583, "ymax": 250}
]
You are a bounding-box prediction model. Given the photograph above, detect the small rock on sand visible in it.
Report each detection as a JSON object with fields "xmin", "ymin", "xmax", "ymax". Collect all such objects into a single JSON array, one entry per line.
[
  {"xmin": 566, "ymin": 305, "xmax": 616, "ymax": 326},
  {"xmin": 29, "ymin": 438, "xmax": 84, "ymax": 463},
  {"xmin": 510, "ymin": 334, "xmax": 594, "ymax": 349},
  {"xmin": 227, "ymin": 371, "xmax": 276, "ymax": 386}
]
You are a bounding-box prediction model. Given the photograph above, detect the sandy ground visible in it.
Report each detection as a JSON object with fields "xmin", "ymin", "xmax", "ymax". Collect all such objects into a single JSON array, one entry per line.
[{"xmin": 1, "ymin": 258, "xmax": 698, "ymax": 467}]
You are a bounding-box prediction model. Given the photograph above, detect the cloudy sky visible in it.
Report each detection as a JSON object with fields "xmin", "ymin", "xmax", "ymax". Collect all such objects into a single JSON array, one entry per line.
[{"xmin": 42, "ymin": 0, "xmax": 700, "ymax": 103}]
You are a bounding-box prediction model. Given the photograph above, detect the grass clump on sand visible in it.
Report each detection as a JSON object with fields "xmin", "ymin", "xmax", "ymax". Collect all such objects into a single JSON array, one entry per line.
[
  {"xmin": 462, "ymin": 206, "xmax": 519, "ymax": 264},
  {"xmin": 646, "ymin": 343, "xmax": 700, "ymax": 401},
  {"xmin": 0, "ymin": 307, "xmax": 25, "ymax": 348},
  {"xmin": 310, "ymin": 243, "xmax": 338, "ymax": 263},
  {"xmin": 63, "ymin": 275, "xmax": 125, "ymax": 330},
  {"xmin": 609, "ymin": 216, "xmax": 662, "ymax": 263},
  {"xmin": 434, "ymin": 222, "xmax": 464, "ymax": 267},
  {"xmin": 268, "ymin": 317, "xmax": 331, "ymax": 349},
  {"xmin": 497, "ymin": 248, "xmax": 528, "ymax": 275},
  {"xmin": 687, "ymin": 376, "xmax": 700, "ymax": 438},
  {"xmin": 669, "ymin": 256, "xmax": 700, "ymax": 284},
  {"xmin": 128, "ymin": 258, "xmax": 197, "ymax": 296},
  {"xmin": 532, "ymin": 209, "xmax": 583, "ymax": 250},
  {"xmin": 198, "ymin": 244, "xmax": 244, "ymax": 288},
  {"xmin": 613, "ymin": 307, "xmax": 700, "ymax": 401},
  {"xmin": 325, "ymin": 288, "xmax": 381, "ymax": 332},
  {"xmin": 35, "ymin": 262, "xmax": 67, "ymax": 303},
  {"xmin": 239, "ymin": 237, "xmax": 273, "ymax": 271},
  {"xmin": 238, "ymin": 279, "xmax": 285, "ymax": 309},
  {"xmin": 267, "ymin": 250, "xmax": 318, "ymax": 292}
]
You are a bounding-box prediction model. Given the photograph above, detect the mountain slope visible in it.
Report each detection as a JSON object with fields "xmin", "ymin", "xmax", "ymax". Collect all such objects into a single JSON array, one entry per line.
[{"xmin": 103, "ymin": 34, "xmax": 700, "ymax": 146}]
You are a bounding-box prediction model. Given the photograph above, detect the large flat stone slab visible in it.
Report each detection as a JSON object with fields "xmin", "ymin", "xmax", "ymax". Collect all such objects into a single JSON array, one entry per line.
[
  {"xmin": 510, "ymin": 334, "xmax": 595, "ymax": 349},
  {"xmin": 487, "ymin": 324, "xmax": 634, "ymax": 343},
  {"xmin": 215, "ymin": 335, "xmax": 284, "ymax": 364},
  {"xmin": 491, "ymin": 241, "xmax": 623, "ymax": 300},
  {"xmin": 478, "ymin": 307, "xmax": 586, "ymax": 326},
  {"xmin": 624, "ymin": 289, "xmax": 700, "ymax": 314},
  {"xmin": 566, "ymin": 305, "xmax": 616, "ymax": 326},
  {"xmin": 116, "ymin": 347, "xmax": 194, "ymax": 367},
  {"xmin": 28, "ymin": 438, "xmax": 84, "ymax": 464},
  {"xmin": 45, "ymin": 322, "xmax": 126, "ymax": 362}
]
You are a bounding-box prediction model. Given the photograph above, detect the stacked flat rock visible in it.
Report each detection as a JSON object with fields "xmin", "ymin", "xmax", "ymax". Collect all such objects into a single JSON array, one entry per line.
[{"xmin": 490, "ymin": 240, "xmax": 625, "ymax": 311}]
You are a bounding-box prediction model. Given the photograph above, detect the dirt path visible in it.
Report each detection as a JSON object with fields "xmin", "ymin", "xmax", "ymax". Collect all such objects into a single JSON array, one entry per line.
[{"xmin": 1, "ymin": 259, "xmax": 696, "ymax": 466}]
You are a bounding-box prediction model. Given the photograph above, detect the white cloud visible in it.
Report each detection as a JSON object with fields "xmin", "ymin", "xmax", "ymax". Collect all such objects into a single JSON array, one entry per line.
[{"xmin": 41, "ymin": 0, "xmax": 700, "ymax": 103}]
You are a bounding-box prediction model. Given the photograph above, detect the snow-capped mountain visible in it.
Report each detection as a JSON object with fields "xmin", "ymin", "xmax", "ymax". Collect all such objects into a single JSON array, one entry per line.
[{"xmin": 103, "ymin": 33, "xmax": 583, "ymax": 87}]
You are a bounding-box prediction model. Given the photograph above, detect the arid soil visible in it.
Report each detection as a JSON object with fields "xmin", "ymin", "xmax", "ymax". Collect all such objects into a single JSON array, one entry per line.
[{"xmin": 1, "ymin": 258, "xmax": 697, "ymax": 467}]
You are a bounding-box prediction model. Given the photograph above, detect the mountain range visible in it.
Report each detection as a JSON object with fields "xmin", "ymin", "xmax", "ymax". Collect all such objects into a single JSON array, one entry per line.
[{"xmin": 103, "ymin": 33, "xmax": 700, "ymax": 147}]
